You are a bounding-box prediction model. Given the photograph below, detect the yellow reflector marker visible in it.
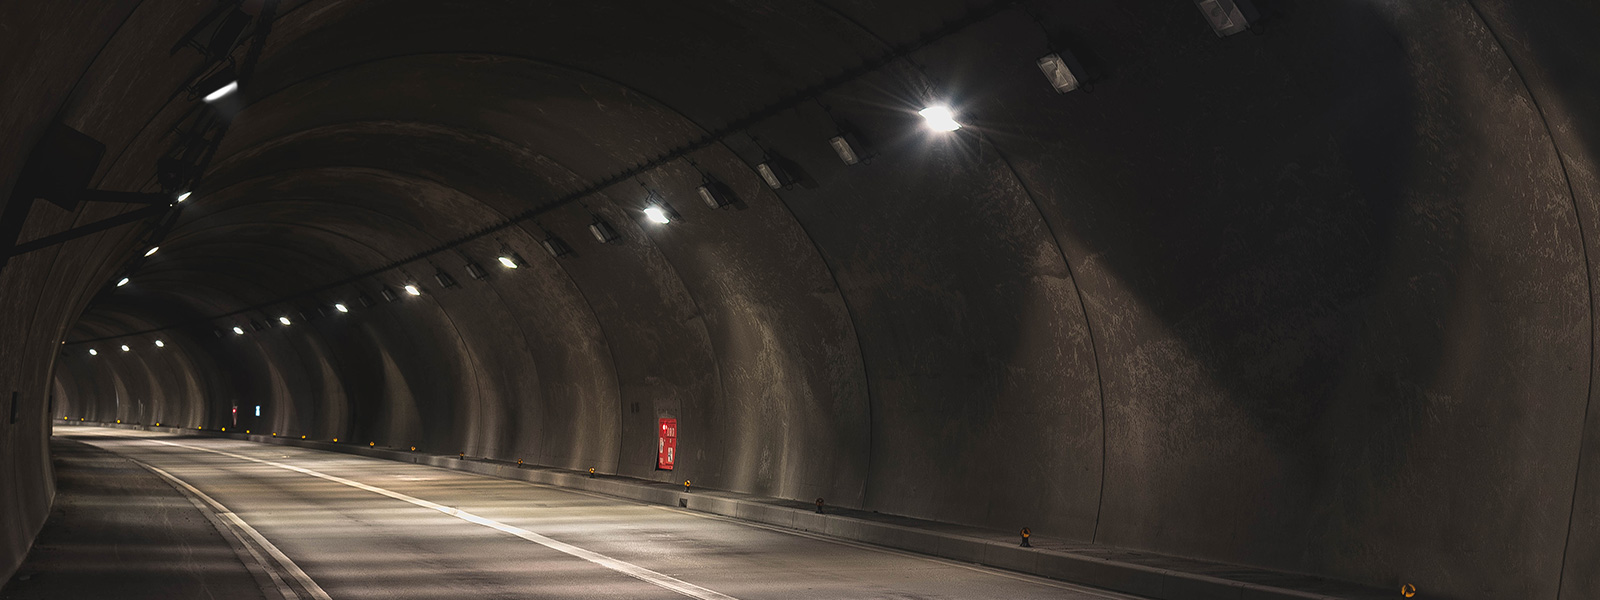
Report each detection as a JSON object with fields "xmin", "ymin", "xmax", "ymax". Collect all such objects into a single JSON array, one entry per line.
[{"xmin": 1402, "ymin": 584, "xmax": 1417, "ymax": 598}]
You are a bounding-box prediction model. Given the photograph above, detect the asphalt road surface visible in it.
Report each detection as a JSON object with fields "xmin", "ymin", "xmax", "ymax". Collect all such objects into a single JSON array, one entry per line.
[{"xmin": 9, "ymin": 427, "xmax": 1143, "ymax": 600}]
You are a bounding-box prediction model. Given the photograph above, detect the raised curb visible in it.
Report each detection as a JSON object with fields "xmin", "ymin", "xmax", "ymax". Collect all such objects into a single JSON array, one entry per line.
[{"xmin": 67, "ymin": 421, "xmax": 1388, "ymax": 600}]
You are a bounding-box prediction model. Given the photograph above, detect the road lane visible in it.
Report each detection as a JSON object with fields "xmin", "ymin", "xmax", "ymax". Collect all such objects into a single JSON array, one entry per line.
[{"xmin": 60, "ymin": 427, "xmax": 1141, "ymax": 600}]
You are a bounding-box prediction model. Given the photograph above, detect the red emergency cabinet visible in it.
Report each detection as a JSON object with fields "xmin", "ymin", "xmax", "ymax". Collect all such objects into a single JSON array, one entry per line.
[{"xmin": 658, "ymin": 418, "xmax": 676, "ymax": 470}]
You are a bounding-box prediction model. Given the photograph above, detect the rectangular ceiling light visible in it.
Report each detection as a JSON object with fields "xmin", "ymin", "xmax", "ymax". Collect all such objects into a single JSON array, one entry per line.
[
  {"xmin": 829, "ymin": 134, "xmax": 861, "ymax": 165},
  {"xmin": 1036, "ymin": 53, "xmax": 1081, "ymax": 93},
  {"xmin": 541, "ymin": 237, "xmax": 572, "ymax": 258},
  {"xmin": 696, "ymin": 181, "xmax": 735, "ymax": 209},
  {"xmin": 756, "ymin": 161, "xmax": 793, "ymax": 189},
  {"xmin": 589, "ymin": 218, "xmax": 621, "ymax": 243},
  {"xmin": 1195, "ymin": 0, "xmax": 1256, "ymax": 36}
]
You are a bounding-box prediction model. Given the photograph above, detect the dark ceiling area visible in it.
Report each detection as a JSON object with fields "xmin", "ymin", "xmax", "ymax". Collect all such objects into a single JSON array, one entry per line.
[{"xmin": 4, "ymin": 0, "xmax": 1600, "ymax": 598}]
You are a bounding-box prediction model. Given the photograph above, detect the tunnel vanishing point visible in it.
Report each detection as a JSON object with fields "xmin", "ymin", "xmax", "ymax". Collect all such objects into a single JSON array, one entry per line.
[{"xmin": 4, "ymin": 1, "xmax": 1600, "ymax": 599}]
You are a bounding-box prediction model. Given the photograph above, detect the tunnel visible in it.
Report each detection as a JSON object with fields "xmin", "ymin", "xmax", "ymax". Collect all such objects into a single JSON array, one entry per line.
[{"xmin": 3, "ymin": 0, "xmax": 1599, "ymax": 598}]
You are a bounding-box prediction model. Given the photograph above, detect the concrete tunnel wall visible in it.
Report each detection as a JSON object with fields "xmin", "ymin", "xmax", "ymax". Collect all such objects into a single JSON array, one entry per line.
[{"xmin": 6, "ymin": 0, "xmax": 1600, "ymax": 598}]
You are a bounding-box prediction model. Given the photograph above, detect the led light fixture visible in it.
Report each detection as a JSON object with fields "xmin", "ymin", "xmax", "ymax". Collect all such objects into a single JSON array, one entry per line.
[
  {"xmin": 380, "ymin": 287, "xmax": 399, "ymax": 302},
  {"xmin": 829, "ymin": 134, "xmax": 862, "ymax": 165},
  {"xmin": 120, "ymin": 345, "xmax": 130, "ymax": 352},
  {"xmin": 335, "ymin": 303, "xmax": 349, "ymax": 313},
  {"xmin": 540, "ymin": 237, "xmax": 571, "ymax": 258},
  {"xmin": 1036, "ymin": 53, "xmax": 1081, "ymax": 93},
  {"xmin": 696, "ymin": 180, "xmax": 735, "ymax": 209},
  {"xmin": 175, "ymin": 191, "xmax": 192, "ymax": 203},
  {"xmin": 233, "ymin": 326, "xmax": 245, "ymax": 335},
  {"xmin": 498, "ymin": 255, "xmax": 519, "ymax": 269},
  {"xmin": 278, "ymin": 316, "xmax": 291, "ymax": 325},
  {"xmin": 154, "ymin": 340, "xmax": 164, "ymax": 348},
  {"xmin": 89, "ymin": 349, "xmax": 98, "ymax": 356},
  {"xmin": 643, "ymin": 206, "xmax": 670, "ymax": 224},
  {"xmin": 117, "ymin": 277, "xmax": 130, "ymax": 287},
  {"xmin": 358, "ymin": 293, "xmax": 376, "ymax": 307},
  {"xmin": 589, "ymin": 217, "xmax": 621, "ymax": 243},
  {"xmin": 404, "ymin": 284, "xmax": 421, "ymax": 296},
  {"xmin": 201, "ymin": 80, "xmax": 238, "ymax": 103},
  {"xmin": 1194, "ymin": 0, "xmax": 1256, "ymax": 36},
  {"xmin": 434, "ymin": 270, "xmax": 458, "ymax": 288},
  {"xmin": 919, "ymin": 105, "xmax": 962, "ymax": 131},
  {"xmin": 756, "ymin": 160, "xmax": 794, "ymax": 189},
  {"xmin": 642, "ymin": 198, "xmax": 680, "ymax": 225},
  {"xmin": 465, "ymin": 262, "xmax": 488, "ymax": 280},
  {"xmin": 144, "ymin": 246, "xmax": 160, "ymax": 257}
]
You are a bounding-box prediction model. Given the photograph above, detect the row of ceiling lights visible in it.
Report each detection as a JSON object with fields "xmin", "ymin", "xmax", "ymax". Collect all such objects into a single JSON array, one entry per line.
[{"xmin": 94, "ymin": 0, "xmax": 1259, "ymax": 349}]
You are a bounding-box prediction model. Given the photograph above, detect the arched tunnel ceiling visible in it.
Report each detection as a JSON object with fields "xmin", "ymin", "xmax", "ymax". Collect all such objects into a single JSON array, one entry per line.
[{"xmin": 13, "ymin": 0, "xmax": 1600, "ymax": 598}]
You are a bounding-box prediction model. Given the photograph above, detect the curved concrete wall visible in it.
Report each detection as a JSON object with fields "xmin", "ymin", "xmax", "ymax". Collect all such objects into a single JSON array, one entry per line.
[{"xmin": 12, "ymin": 0, "xmax": 1600, "ymax": 598}]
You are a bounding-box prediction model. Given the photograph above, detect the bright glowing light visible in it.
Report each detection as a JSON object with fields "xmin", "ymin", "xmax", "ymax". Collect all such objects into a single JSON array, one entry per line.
[
  {"xmin": 404, "ymin": 285, "xmax": 421, "ymax": 296},
  {"xmin": 202, "ymin": 80, "xmax": 239, "ymax": 102},
  {"xmin": 144, "ymin": 246, "xmax": 159, "ymax": 257},
  {"xmin": 89, "ymin": 349, "xmax": 98, "ymax": 356},
  {"xmin": 154, "ymin": 340, "xmax": 165, "ymax": 348},
  {"xmin": 335, "ymin": 303, "xmax": 349, "ymax": 313},
  {"xmin": 643, "ymin": 206, "xmax": 671, "ymax": 224},
  {"xmin": 233, "ymin": 326, "xmax": 245, "ymax": 335},
  {"xmin": 919, "ymin": 105, "xmax": 962, "ymax": 131},
  {"xmin": 498, "ymin": 256, "xmax": 518, "ymax": 269},
  {"xmin": 176, "ymin": 191, "xmax": 192, "ymax": 203},
  {"xmin": 120, "ymin": 345, "xmax": 130, "ymax": 352},
  {"xmin": 278, "ymin": 316, "xmax": 291, "ymax": 325},
  {"xmin": 117, "ymin": 277, "xmax": 130, "ymax": 287}
]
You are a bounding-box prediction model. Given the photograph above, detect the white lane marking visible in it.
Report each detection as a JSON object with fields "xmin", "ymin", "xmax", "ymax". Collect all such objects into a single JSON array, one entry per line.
[
  {"xmin": 136, "ymin": 437, "xmax": 739, "ymax": 600},
  {"xmin": 131, "ymin": 458, "xmax": 332, "ymax": 600}
]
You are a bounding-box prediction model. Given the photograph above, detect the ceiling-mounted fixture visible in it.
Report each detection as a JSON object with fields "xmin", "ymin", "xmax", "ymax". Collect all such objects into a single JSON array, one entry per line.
[
  {"xmin": 465, "ymin": 262, "xmax": 488, "ymax": 280},
  {"xmin": 1194, "ymin": 0, "xmax": 1256, "ymax": 36},
  {"xmin": 197, "ymin": 65, "xmax": 239, "ymax": 103},
  {"xmin": 154, "ymin": 340, "xmax": 164, "ymax": 348},
  {"xmin": 642, "ymin": 195, "xmax": 681, "ymax": 225},
  {"xmin": 175, "ymin": 191, "xmax": 191, "ymax": 203},
  {"xmin": 755, "ymin": 160, "xmax": 794, "ymax": 189},
  {"xmin": 919, "ymin": 105, "xmax": 962, "ymax": 132},
  {"xmin": 434, "ymin": 269, "xmax": 458, "ymax": 288},
  {"xmin": 144, "ymin": 246, "xmax": 160, "ymax": 257},
  {"xmin": 404, "ymin": 284, "xmax": 422, "ymax": 296},
  {"xmin": 116, "ymin": 277, "xmax": 130, "ymax": 287},
  {"xmin": 335, "ymin": 303, "xmax": 349, "ymax": 313},
  {"xmin": 696, "ymin": 179, "xmax": 736, "ymax": 209},
  {"xmin": 358, "ymin": 293, "xmax": 376, "ymax": 308},
  {"xmin": 89, "ymin": 349, "xmax": 98, "ymax": 356},
  {"xmin": 1036, "ymin": 52, "xmax": 1082, "ymax": 93},
  {"xmin": 120, "ymin": 345, "xmax": 130, "ymax": 352},
  {"xmin": 541, "ymin": 236, "xmax": 572, "ymax": 258},
  {"xmin": 232, "ymin": 326, "xmax": 245, "ymax": 335},
  {"xmin": 589, "ymin": 217, "xmax": 621, "ymax": 244},
  {"xmin": 380, "ymin": 287, "xmax": 399, "ymax": 302},
  {"xmin": 250, "ymin": 320, "xmax": 265, "ymax": 331},
  {"xmin": 497, "ymin": 255, "xmax": 519, "ymax": 269},
  {"xmin": 278, "ymin": 316, "xmax": 291, "ymax": 326},
  {"xmin": 829, "ymin": 133, "xmax": 864, "ymax": 165}
]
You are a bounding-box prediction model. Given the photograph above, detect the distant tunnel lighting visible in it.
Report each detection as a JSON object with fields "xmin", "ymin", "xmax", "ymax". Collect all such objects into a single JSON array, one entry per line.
[
  {"xmin": 498, "ymin": 256, "xmax": 518, "ymax": 269},
  {"xmin": 175, "ymin": 191, "xmax": 192, "ymax": 203},
  {"xmin": 202, "ymin": 80, "xmax": 239, "ymax": 103},
  {"xmin": 89, "ymin": 349, "xmax": 98, "ymax": 356},
  {"xmin": 278, "ymin": 316, "xmax": 291, "ymax": 325},
  {"xmin": 120, "ymin": 345, "xmax": 130, "ymax": 352},
  {"xmin": 154, "ymin": 340, "xmax": 164, "ymax": 348},
  {"xmin": 380, "ymin": 287, "xmax": 399, "ymax": 302},
  {"xmin": 540, "ymin": 237, "xmax": 572, "ymax": 258},
  {"xmin": 1036, "ymin": 53, "xmax": 1081, "ymax": 93},
  {"xmin": 465, "ymin": 262, "xmax": 488, "ymax": 280},
  {"xmin": 255, "ymin": 405, "xmax": 261, "ymax": 417},
  {"xmin": 404, "ymin": 284, "xmax": 421, "ymax": 296},
  {"xmin": 919, "ymin": 105, "xmax": 962, "ymax": 131},
  {"xmin": 144, "ymin": 246, "xmax": 160, "ymax": 257},
  {"xmin": 755, "ymin": 161, "xmax": 793, "ymax": 189},
  {"xmin": 116, "ymin": 277, "xmax": 130, "ymax": 287},
  {"xmin": 335, "ymin": 303, "xmax": 348, "ymax": 313},
  {"xmin": 643, "ymin": 206, "xmax": 671, "ymax": 224},
  {"xmin": 233, "ymin": 326, "xmax": 245, "ymax": 335},
  {"xmin": 829, "ymin": 135, "xmax": 861, "ymax": 165}
]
